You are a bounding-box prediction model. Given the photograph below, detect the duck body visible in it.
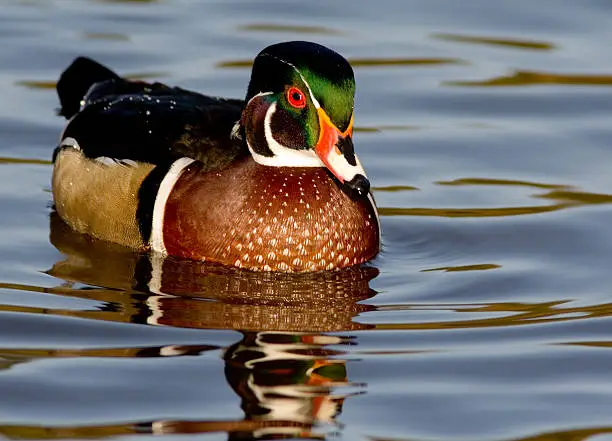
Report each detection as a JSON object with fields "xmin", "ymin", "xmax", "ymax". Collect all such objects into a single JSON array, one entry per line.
[{"xmin": 52, "ymin": 42, "xmax": 380, "ymax": 272}]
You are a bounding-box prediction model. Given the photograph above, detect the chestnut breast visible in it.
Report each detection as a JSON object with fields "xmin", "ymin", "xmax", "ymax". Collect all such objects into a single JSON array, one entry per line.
[{"xmin": 163, "ymin": 158, "xmax": 379, "ymax": 271}]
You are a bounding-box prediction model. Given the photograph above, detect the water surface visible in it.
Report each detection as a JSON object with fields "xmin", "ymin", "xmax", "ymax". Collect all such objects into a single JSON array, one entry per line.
[{"xmin": 2, "ymin": 1, "xmax": 612, "ymax": 440}]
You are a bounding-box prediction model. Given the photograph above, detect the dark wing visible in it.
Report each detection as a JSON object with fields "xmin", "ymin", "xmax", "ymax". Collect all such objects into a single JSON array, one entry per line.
[{"xmin": 56, "ymin": 57, "xmax": 247, "ymax": 169}]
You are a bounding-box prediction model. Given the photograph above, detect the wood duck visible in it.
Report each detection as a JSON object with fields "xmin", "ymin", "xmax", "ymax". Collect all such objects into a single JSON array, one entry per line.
[{"xmin": 52, "ymin": 41, "xmax": 380, "ymax": 272}]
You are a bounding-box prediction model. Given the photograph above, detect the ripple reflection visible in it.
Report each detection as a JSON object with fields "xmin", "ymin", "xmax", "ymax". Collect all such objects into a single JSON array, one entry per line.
[
  {"xmin": 238, "ymin": 23, "xmax": 342, "ymax": 35},
  {"xmin": 378, "ymin": 177, "xmax": 612, "ymax": 218},
  {"xmin": 0, "ymin": 213, "xmax": 377, "ymax": 439},
  {"xmin": 447, "ymin": 71, "xmax": 612, "ymax": 87},
  {"xmin": 374, "ymin": 301, "xmax": 612, "ymax": 330},
  {"xmin": 432, "ymin": 33, "xmax": 556, "ymax": 51}
]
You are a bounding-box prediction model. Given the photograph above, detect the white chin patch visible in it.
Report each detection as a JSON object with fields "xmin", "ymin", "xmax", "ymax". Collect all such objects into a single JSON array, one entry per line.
[
  {"xmin": 324, "ymin": 148, "xmax": 368, "ymax": 182},
  {"xmin": 247, "ymin": 102, "xmax": 325, "ymax": 168}
]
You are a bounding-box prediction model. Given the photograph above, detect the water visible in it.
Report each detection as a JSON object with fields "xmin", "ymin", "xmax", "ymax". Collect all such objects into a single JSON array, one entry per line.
[{"xmin": 2, "ymin": 0, "xmax": 612, "ymax": 439}]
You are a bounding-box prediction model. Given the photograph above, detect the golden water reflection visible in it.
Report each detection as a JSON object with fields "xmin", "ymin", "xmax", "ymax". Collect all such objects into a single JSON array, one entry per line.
[
  {"xmin": 432, "ymin": 33, "xmax": 556, "ymax": 51},
  {"xmin": 421, "ymin": 263, "xmax": 501, "ymax": 272},
  {"xmin": 4, "ymin": 214, "xmax": 612, "ymax": 335},
  {"xmin": 14, "ymin": 80, "xmax": 56, "ymax": 90},
  {"xmin": 447, "ymin": 70, "xmax": 612, "ymax": 87},
  {"xmin": 0, "ymin": 331, "xmax": 353, "ymax": 440},
  {"xmin": 436, "ymin": 177, "xmax": 568, "ymax": 190},
  {"xmin": 0, "ymin": 213, "xmax": 610, "ymax": 438},
  {"xmin": 8, "ymin": 284, "xmax": 610, "ymax": 332},
  {"xmin": 40, "ymin": 214, "xmax": 376, "ymax": 332},
  {"xmin": 378, "ymin": 204, "xmax": 567, "ymax": 217},
  {"xmin": 0, "ymin": 157, "xmax": 52, "ymax": 165},
  {"xmin": 16, "ymin": 72, "xmax": 166, "ymax": 90},
  {"xmin": 3, "ymin": 421, "xmax": 612, "ymax": 440},
  {"xmin": 379, "ymin": 177, "xmax": 612, "ymax": 218},
  {"xmin": 372, "ymin": 185, "xmax": 420, "ymax": 192},
  {"xmin": 93, "ymin": 0, "xmax": 157, "ymax": 4},
  {"xmin": 82, "ymin": 32, "xmax": 130, "ymax": 41},
  {"xmin": 374, "ymin": 301, "xmax": 612, "ymax": 330},
  {"xmin": 0, "ymin": 215, "xmax": 371, "ymax": 440},
  {"xmin": 238, "ymin": 23, "xmax": 342, "ymax": 35},
  {"xmin": 372, "ymin": 426, "xmax": 612, "ymax": 441}
]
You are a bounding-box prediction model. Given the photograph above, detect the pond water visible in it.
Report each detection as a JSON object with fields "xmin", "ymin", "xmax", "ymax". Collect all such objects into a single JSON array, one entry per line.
[{"xmin": 3, "ymin": 0, "xmax": 612, "ymax": 440}]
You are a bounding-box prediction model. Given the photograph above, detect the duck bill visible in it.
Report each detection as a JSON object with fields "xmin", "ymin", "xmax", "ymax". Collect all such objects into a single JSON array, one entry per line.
[{"xmin": 314, "ymin": 108, "xmax": 370, "ymax": 198}]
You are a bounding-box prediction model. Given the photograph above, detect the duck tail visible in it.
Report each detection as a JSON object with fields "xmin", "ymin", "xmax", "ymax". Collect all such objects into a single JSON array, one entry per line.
[{"xmin": 56, "ymin": 57, "xmax": 119, "ymax": 119}]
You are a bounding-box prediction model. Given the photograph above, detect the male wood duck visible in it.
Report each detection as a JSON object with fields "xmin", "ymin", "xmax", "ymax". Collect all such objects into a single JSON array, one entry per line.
[{"xmin": 52, "ymin": 41, "xmax": 380, "ymax": 272}]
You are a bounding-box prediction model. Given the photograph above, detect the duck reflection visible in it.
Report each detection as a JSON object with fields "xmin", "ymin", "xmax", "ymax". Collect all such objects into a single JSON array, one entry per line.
[
  {"xmin": 148, "ymin": 331, "xmax": 357, "ymax": 440},
  {"xmin": 20, "ymin": 213, "xmax": 378, "ymax": 439},
  {"xmin": 222, "ymin": 331, "xmax": 354, "ymax": 439},
  {"xmin": 117, "ymin": 331, "xmax": 356, "ymax": 440},
  {"xmin": 48, "ymin": 212, "xmax": 377, "ymax": 332}
]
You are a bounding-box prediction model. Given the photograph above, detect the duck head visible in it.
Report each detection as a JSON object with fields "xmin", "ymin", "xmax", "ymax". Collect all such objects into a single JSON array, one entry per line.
[{"xmin": 241, "ymin": 41, "xmax": 369, "ymax": 199}]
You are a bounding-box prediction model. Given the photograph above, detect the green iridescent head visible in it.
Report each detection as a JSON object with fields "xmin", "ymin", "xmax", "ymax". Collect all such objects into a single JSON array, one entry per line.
[{"xmin": 242, "ymin": 41, "xmax": 369, "ymax": 198}]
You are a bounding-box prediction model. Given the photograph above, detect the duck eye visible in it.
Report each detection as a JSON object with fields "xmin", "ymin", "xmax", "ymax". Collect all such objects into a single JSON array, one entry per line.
[{"xmin": 286, "ymin": 87, "xmax": 306, "ymax": 109}]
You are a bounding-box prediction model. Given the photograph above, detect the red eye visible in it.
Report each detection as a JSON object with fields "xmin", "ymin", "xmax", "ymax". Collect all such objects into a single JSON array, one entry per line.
[{"xmin": 287, "ymin": 87, "xmax": 306, "ymax": 109}]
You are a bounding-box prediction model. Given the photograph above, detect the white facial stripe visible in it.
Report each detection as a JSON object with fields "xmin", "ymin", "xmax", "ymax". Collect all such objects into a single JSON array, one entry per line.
[
  {"xmin": 260, "ymin": 54, "xmax": 320, "ymax": 109},
  {"xmin": 296, "ymin": 72, "xmax": 320, "ymax": 109},
  {"xmin": 150, "ymin": 157, "xmax": 195, "ymax": 254},
  {"xmin": 249, "ymin": 91, "xmax": 273, "ymax": 101},
  {"xmin": 247, "ymin": 102, "xmax": 326, "ymax": 167},
  {"xmin": 324, "ymin": 146, "xmax": 367, "ymax": 182}
]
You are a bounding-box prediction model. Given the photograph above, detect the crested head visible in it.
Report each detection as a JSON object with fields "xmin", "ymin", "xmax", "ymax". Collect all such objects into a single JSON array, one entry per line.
[
  {"xmin": 245, "ymin": 41, "xmax": 355, "ymax": 132},
  {"xmin": 241, "ymin": 41, "xmax": 369, "ymax": 199}
]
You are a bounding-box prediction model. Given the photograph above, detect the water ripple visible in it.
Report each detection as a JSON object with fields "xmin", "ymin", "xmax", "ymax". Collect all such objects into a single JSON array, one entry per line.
[
  {"xmin": 447, "ymin": 71, "xmax": 612, "ymax": 87},
  {"xmin": 432, "ymin": 33, "xmax": 556, "ymax": 51},
  {"xmin": 374, "ymin": 301, "xmax": 612, "ymax": 330},
  {"xmin": 378, "ymin": 178, "xmax": 612, "ymax": 218}
]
